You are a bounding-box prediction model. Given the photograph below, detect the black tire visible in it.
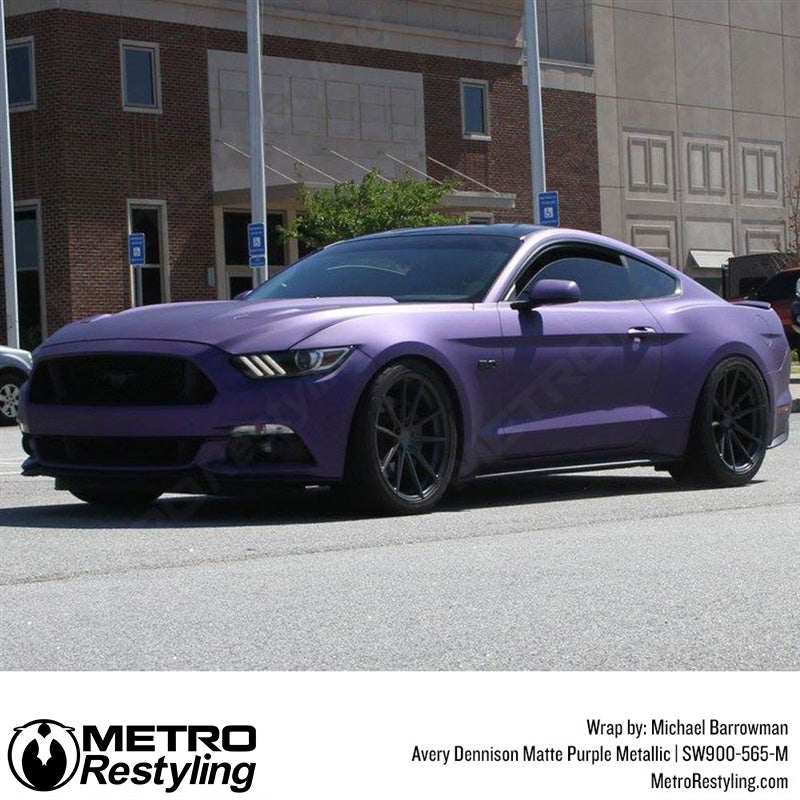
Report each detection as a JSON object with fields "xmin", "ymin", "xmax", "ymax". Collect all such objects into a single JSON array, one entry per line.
[
  {"xmin": 65, "ymin": 478, "xmax": 162, "ymax": 508},
  {"xmin": 345, "ymin": 359, "xmax": 458, "ymax": 515},
  {"xmin": 669, "ymin": 357, "xmax": 769, "ymax": 487},
  {"xmin": 0, "ymin": 370, "xmax": 24, "ymax": 426}
]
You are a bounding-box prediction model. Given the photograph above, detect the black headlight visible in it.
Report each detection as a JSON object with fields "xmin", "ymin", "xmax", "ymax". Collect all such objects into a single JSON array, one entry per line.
[{"xmin": 233, "ymin": 347, "xmax": 353, "ymax": 379}]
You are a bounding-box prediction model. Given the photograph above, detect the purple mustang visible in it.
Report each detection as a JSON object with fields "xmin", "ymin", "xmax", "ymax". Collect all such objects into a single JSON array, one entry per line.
[{"xmin": 18, "ymin": 225, "xmax": 792, "ymax": 514}]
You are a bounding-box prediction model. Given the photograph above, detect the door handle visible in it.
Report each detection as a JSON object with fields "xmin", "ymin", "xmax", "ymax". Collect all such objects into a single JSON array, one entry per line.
[{"xmin": 627, "ymin": 326, "xmax": 656, "ymax": 337}]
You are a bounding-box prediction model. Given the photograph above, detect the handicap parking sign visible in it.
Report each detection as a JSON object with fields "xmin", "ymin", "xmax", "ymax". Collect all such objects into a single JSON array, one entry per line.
[
  {"xmin": 538, "ymin": 191, "xmax": 559, "ymax": 227},
  {"xmin": 128, "ymin": 233, "xmax": 146, "ymax": 266}
]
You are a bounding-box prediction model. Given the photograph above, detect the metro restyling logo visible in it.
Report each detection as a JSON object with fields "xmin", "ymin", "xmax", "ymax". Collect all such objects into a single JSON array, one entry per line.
[
  {"xmin": 8, "ymin": 720, "xmax": 81, "ymax": 791},
  {"xmin": 8, "ymin": 722, "xmax": 256, "ymax": 793}
]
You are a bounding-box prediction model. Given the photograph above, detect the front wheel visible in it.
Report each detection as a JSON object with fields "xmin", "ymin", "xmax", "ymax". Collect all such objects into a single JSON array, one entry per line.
[
  {"xmin": 670, "ymin": 357, "xmax": 769, "ymax": 487},
  {"xmin": 65, "ymin": 478, "xmax": 162, "ymax": 508},
  {"xmin": 345, "ymin": 360, "xmax": 458, "ymax": 515}
]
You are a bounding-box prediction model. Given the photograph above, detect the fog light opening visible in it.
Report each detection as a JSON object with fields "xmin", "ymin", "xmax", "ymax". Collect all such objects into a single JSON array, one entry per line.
[{"xmin": 226, "ymin": 424, "xmax": 313, "ymax": 465}]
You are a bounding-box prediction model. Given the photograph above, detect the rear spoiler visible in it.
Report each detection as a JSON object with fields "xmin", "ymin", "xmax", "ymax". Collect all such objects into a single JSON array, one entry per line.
[{"xmin": 730, "ymin": 299, "xmax": 771, "ymax": 309}]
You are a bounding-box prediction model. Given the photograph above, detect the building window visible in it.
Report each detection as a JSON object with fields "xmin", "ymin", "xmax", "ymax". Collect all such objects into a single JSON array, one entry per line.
[
  {"xmin": 120, "ymin": 41, "xmax": 161, "ymax": 112},
  {"xmin": 223, "ymin": 211, "xmax": 286, "ymax": 268},
  {"xmin": 6, "ymin": 37, "xmax": 35, "ymax": 110},
  {"xmin": 740, "ymin": 143, "xmax": 781, "ymax": 201},
  {"xmin": 14, "ymin": 204, "xmax": 44, "ymax": 350},
  {"xmin": 222, "ymin": 211, "xmax": 287, "ymax": 298},
  {"xmin": 129, "ymin": 202, "xmax": 168, "ymax": 306},
  {"xmin": 687, "ymin": 140, "xmax": 726, "ymax": 196},
  {"xmin": 461, "ymin": 79, "xmax": 490, "ymax": 139},
  {"xmin": 625, "ymin": 133, "xmax": 671, "ymax": 195}
]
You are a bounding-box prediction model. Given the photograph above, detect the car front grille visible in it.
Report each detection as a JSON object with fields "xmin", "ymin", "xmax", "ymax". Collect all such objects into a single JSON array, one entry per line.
[
  {"xmin": 33, "ymin": 436, "xmax": 202, "ymax": 467},
  {"xmin": 29, "ymin": 355, "xmax": 216, "ymax": 405}
]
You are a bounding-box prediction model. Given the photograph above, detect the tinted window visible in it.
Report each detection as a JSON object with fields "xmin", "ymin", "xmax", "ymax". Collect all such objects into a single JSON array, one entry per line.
[
  {"xmin": 123, "ymin": 46, "xmax": 155, "ymax": 107},
  {"xmin": 224, "ymin": 211, "xmax": 286, "ymax": 267},
  {"xmin": 14, "ymin": 208, "xmax": 38, "ymax": 270},
  {"xmin": 530, "ymin": 256, "xmax": 631, "ymax": 301},
  {"xmin": 247, "ymin": 234, "xmax": 520, "ymax": 303},
  {"xmin": 755, "ymin": 271, "xmax": 796, "ymax": 300},
  {"xmin": 462, "ymin": 83, "xmax": 487, "ymax": 135},
  {"xmin": 7, "ymin": 42, "xmax": 33, "ymax": 106},
  {"xmin": 625, "ymin": 256, "xmax": 678, "ymax": 299},
  {"xmin": 14, "ymin": 207, "xmax": 41, "ymax": 350},
  {"xmin": 130, "ymin": 207, "xmax": 161, "ymax": 265},
  {"xmin": 139, "ymin": 267, "xmax": 162, "ymax": 305}
]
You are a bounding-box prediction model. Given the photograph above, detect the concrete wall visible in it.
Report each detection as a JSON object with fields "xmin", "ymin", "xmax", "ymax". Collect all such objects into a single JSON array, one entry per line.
[
  {"xmin": 590, "ymin": 0, "xmax": 800, "ymax": 267},
  {"xmin": 209, "ymin": 52, "xmax": 426, "ymax": 192}
]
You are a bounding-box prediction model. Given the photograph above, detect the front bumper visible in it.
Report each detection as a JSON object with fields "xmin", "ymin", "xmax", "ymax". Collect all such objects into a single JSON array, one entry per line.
[{"xmin": 18, "ymin": 339, "xmax": 375, "ymax": 485}]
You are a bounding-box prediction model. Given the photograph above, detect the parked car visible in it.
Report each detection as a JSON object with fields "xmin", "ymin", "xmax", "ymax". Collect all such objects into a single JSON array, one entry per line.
[
  {"xmin": 0, "ymin": 345, "xmax": 32, "ymax": 425},
  {"xmin": 18, "ymin": 226, "xmax": 792, "ymax": 514},
  {"xmin": 745, "ymin": 267, "xmax": 800, "ymax": 359},
  {"xmin": 791, "ymin": 276, "xmax": 800, "ymax": 338}
]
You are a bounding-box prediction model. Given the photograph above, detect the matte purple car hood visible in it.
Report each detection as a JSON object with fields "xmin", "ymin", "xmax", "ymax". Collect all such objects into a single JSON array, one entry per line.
[{"xmin": 42, "ymin": 297, "xmax": 399, "ymax": 354}]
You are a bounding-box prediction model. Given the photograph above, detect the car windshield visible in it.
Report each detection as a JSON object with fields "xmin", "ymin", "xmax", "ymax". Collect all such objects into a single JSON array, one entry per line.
[{"xmin": 246, "ymin": 233, "xmax": 521, "ymax": 303}]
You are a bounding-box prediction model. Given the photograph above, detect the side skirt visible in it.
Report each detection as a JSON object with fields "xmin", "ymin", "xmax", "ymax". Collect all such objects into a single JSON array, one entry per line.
[{"xmin": 473, "ymin": 457, "xmax": 680, "ymax": 481}]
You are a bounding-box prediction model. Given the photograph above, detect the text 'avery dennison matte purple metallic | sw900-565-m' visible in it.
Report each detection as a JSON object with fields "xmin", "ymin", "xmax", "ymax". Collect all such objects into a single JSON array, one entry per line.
[{"xmin": 17, "ymin": 226, "xmax": 792, "ymax": 514}]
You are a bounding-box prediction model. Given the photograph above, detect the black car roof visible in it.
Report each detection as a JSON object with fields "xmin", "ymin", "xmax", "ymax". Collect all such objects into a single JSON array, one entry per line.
[{"xmin": 340, "ymin": 224, "xmax": 545, "ymax": 242}]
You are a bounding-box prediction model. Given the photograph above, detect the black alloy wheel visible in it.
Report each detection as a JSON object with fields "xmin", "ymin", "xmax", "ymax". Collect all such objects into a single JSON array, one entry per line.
[
  {"xmin": 710, "ymin": 363, "xmax": 767, "ymax": 473},
  {"xmin": 670, "ymin": 357, "xmax": 769, "ymax": 487},
  {"xmin": 347, "ymin": 360, "xmax": 458, "ymax": 514}
]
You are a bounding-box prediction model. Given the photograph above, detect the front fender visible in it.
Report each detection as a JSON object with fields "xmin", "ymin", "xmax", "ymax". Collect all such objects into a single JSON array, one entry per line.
[{"xmin": 294, "ymin": 310, "xmax": 503, "ymax": 478}]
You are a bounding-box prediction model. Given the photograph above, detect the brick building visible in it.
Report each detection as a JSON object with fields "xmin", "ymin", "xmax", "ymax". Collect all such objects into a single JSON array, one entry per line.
[{"xmin": 0, "ymin": 0, "xmax": 600, "ymax": 350}]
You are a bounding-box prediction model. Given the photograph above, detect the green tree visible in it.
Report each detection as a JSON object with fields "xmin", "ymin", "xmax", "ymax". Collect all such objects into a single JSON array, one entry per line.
[{"xmin": 281, "ymin": 171, "xmax": 465, "ymax": 251}]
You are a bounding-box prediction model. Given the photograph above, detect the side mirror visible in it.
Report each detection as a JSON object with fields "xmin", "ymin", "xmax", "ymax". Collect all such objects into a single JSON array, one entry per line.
[
  {"xmin": 234, "ymin": 290, "xmax": 252, "ymax": 301},
  {"xmin": 795, "ymin": 277, "xmax": 800, "ymax": 299},
  {"xmin": 511, "ymin": 278, "xmax": 581, "ymax": 310}
]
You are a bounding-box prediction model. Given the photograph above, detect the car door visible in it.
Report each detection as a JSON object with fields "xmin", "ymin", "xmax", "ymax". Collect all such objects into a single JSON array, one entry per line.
[{"xmin": 497, "ymin": 245, "xmax": 663, "ymax": 459}]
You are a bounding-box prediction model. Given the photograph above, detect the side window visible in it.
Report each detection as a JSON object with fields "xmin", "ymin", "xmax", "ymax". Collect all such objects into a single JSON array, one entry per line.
[
  {"xmin": 757, "ymin": 271, "xmax": 795, "ymax": 301},
  {"xmin": 625, "ymin": 255, "xmax": 678, "ymax": 299},
  {"xmin": 120, "ymin": 41, "xmax": 161, "ymax": 112},
  {"xmin": 461, "ymin": 79, "xmax": 490, "ymax": 139},
  {"xmin": 7, "ymin": 38, "xmax": 35, "ymax": 110},
  {"xmin": 526, "ymin": 255, "xmax": 632, "ymax": 301}
]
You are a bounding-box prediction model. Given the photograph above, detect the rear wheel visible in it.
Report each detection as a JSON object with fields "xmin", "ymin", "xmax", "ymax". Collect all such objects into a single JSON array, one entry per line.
[
  {"xmin": 670, "ymin": 357, "xmax": 769, "ymax": 487},
  {"xmin": 0, "ymin": 371, "xmax": 24, "ymax": 426},
  {"xmin": 346, "ymin": 360, "xmax": 458, "ymax": 515},
  {"xmin": 65, "ymin": 478, "xmax": 162, "ymax": 508}
]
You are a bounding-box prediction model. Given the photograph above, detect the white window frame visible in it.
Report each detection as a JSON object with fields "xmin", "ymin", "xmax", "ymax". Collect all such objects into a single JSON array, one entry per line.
[
  {"xmin": 460, "ymin": 78, "xmax": 490, "ymax": 141},
  {"xmin": 127, "ymin": 199, "xmax": 170, "ymax": 306},
  {"xmin": 14, "ymin": 199, "xmax": 47, "ymax": 340},
  {"xmin": 7, "ymin": 36, "xmax": 36, "ymax": 112},
  {"xmin": 120, "ymin": 40, "xmax": 162, "ymax": 113}
]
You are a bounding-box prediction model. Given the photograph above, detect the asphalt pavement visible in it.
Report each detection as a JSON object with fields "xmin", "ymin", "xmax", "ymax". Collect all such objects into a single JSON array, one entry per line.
[{"xmin": 0, "ymin": 418, "xmax": 797, "ymax": 671}]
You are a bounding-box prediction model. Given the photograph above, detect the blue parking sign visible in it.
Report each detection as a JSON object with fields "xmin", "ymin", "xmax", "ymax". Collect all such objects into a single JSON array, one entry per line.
[
  {"xmin": 248, "ymin": 222, "xmax": 266, "ymax": 270},
  {"xmin": 538, "ymin": 191, "xmax": 559, "ymax": 227},
  {"xmin": 128, "ymin": 233, "xmax": 146, "ymax": 266}
]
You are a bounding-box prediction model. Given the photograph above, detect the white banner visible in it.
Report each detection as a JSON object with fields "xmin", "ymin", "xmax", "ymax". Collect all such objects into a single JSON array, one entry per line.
[{"xmin": 0, "ymin": 672, "xmax": 796, "ymax": 798}]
